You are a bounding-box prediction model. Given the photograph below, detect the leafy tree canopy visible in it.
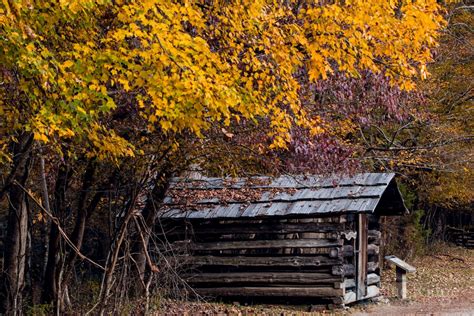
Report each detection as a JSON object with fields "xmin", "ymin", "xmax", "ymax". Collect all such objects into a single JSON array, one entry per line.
[{"xmin": 1, "ymin": 0, "xmax": 447, "ymax": 163}]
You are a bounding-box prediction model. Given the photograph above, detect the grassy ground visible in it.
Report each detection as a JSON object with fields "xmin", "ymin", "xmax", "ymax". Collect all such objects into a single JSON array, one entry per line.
[{"xmin": 158, "ymin": 242, "xmax": 473, "ymax": 315}]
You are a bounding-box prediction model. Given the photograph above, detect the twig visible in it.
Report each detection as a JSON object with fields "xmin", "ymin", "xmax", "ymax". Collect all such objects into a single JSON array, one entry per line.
[
  {"xmin": 13, "ymin": 180, "xmax": 105, "ymax": 271},
  {"xmin": 429, "ymin": 254, "xmax": 467, "ymax": 265},
  {"xmin": 134, "ymin": 215, "xmax": 159, "ymax": 273}
]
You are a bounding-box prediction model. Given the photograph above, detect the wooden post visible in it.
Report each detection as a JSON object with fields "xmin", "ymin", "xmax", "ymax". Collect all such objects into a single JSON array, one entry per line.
[
  {"xmin": 396, "ymin": 266, "xmax": 407, "ymax": 299},
  {"xmin": 356, "ymin": 214, "xmax": 368, "ymax": 299}
]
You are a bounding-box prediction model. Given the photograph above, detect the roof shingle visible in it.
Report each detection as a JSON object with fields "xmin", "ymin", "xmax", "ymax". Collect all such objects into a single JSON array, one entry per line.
[{"xmin": 160, "ymin": 173, "xmax": 407, "ymax": 219}]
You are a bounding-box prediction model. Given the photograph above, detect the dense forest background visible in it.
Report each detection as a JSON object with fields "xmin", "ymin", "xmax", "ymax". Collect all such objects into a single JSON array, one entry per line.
[{"xmin": 0, "ymin": 1, "xmax": 472, "ymax": 314}]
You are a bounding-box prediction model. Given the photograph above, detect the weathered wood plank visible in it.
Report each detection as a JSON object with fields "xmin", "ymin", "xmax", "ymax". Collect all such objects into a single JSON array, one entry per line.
[
  {"xmin": 184, "ymin": 272, "xmax": 340, "ymax": 284},
  {"xmin": 368, "ymin": 230, "xmax": 381, "ymax": 244},
  {"xmin": 182, "ymin": 239, "xmax": 343, "ymax": 251},
  {"xmin": 192, "ymin": 231, "xmax": 339, "ymax": 242},
  {"xmin": 332, "ymin": 264, "xmax": 355, "ymax": 276},
  {"xmin": 187, "ymin": 255, "xmax": 342, "ymax": 267},
  {"xmin": 169, "ymin": 222, "xmax": 345, "ymax": 236},
  {"xmin": 329, "ymin": 245, "xmax": 353, "ymax": 258},
  {"xmin": 384, "ymin": 255, "xmax": 416, "ymax": 273},
  {"xmin": 195, "ymin": 287, "xmax": 344, "ymax": 298},
  {"xmin": 367, "ymin": 272, "xmax": 381, "ymax": 285},
  {"xmin": 367, "ymin": 244, "xmax": 379, "ymax": 255},
  {"xmin": 343, "ymin": 273, "xmax": 380, "ymax": 289},
  {"xmin": 368, "ymin": 261, "xmax": 379, "ymax": 273},
  {"xmin": 396, "ymin": 266, "xmax": 407, "ymax": 299},
  {"xmin": 356, "ymin": 214, "xmax": 368, "ymax": 299}
]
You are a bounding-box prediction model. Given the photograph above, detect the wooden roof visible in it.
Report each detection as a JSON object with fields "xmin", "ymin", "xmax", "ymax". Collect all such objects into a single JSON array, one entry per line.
[{"xmin": 160, "ymin": 173, "xmax": 408, "ymax": 219}]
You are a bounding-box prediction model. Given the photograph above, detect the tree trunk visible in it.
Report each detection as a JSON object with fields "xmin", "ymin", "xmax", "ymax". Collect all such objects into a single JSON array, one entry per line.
[
  {"xmin": 1, "ymin": 187, "xmax": 29, "ymax": 314},
  {"xmin": 0, "ymin": 136, "xmax": 32, "ymax": 314},
  {"xmin": 29, "ymin": 153, "xmax": 53, "ymax": 305},
  {"xmin": 61, "ymin": 162, "xmax": 104, "ymax": 295},
  {"xmin": 41, "ymin": 163, "xmax": 70, "ymax": 308},
  {"xmin": 39, "ymin": 154, "xmax": 51, "ymax": 276}
]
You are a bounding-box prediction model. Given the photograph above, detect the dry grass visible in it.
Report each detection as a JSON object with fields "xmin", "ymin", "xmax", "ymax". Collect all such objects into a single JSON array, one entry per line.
[{"xmin": 157, "ymin": 300, "xmax": 330, "ymax": 316}]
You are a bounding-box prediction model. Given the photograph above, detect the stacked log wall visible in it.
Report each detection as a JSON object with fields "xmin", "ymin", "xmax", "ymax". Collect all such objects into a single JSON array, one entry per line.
[
  {"xmin": 342, "ymin": 214, "xmax": 381, "ymax": 304},
  {"xmin": 447, "ymin": 227, "xmax": 474, "ymax": 248},
  {"xmin": 157, "ymin": 215, "xmax": 354, "ymax": 303}
]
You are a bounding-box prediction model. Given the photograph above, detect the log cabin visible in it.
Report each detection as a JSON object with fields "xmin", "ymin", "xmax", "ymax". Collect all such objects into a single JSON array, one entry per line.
[{"xmin": 157, "ymin": 173, "xmax": 407, "ymax": 305}]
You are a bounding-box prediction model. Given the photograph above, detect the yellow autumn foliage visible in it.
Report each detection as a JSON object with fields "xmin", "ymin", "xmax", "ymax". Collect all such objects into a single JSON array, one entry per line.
[{"xmin": 0, "ymin": 0, "xmax": 448, "ymax": 162}]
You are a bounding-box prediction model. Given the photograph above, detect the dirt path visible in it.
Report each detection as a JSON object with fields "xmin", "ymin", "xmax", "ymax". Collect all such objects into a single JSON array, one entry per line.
[{"xmin": 352, "ymin": 298, "xmax": 474, "ymax": 316}]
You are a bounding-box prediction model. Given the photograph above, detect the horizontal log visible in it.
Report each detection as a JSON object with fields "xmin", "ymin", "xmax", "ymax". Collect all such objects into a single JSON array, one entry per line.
[
  {"xmin": 367, "ymin": 244, "xmax": 379, "ymax": 256},
  {"xmin": 368, "ymin": 230, "xmax": 381, "ymax": 244},
  {"xmin": 183, "ymin": 239, "xmax": 343, "ymax": 251},
  {"xmin": 195, "ymin": 287, "xmax": 344, "ymax": 298},
  {"xmin": 368, "ymin": 253, "xmax": 379, "ymax": 261},
  {"xmin": 447, "ymin": 226, "xmax": 473, "ymax": 232},
  {"xmin": 454, "ymin": 243, "xmax": 474, "ymax": 246},
  {"xmin": 368, "ymin": 238, "xmax": 380, "ymax": 245},
  {"xmin": 343, "ymin": 273, "xmax": 380, "ymax": 289},
  {"xmin": 187, "ymin": 255, "xmax": 342, "ymax": 267},
  {"xmin": 169, "ymin": 222, "xmax": 345, "ymax": 236},
  {"xmin": 172, "ymin": 216, "xmax": 344, "ymax": 225},
  {"xmin": 184, "ymin": 272, "xmax": 341, "ymax": 285},
  {"xmin": 332, "ymin": 264, "xmax": 355, "ymax": 276},
  {"xmin": 455, "ymin": 237, "xmax": 474, "ymax": 240},
  {"xmin": 454, "ymin": 239, "xmax": 474, "ymax": 243},
  {"xmin": 452, "ymin": 234, "xmax": 474, "ymax": 238},
  {"xmin": 329, "ymin": 244, "xmax": 376, "ymax": 259},
  {"xmin": 368, "ymin": 261, "xmax": 379, "ymax": 273},
  {"xmin": 368, "ymin": 230, "xmax": 381, "ymax": 239},
  {"xmin": 330, "ymin": 245, "xmax": 353, "ymax": 258},
  {"xmin": 367, "ymin": 273, "xmax": 381, "ymax": 285},
  {"xmin": 190, "ymin": 232, "xmax": 338, "ymax": 242}
]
